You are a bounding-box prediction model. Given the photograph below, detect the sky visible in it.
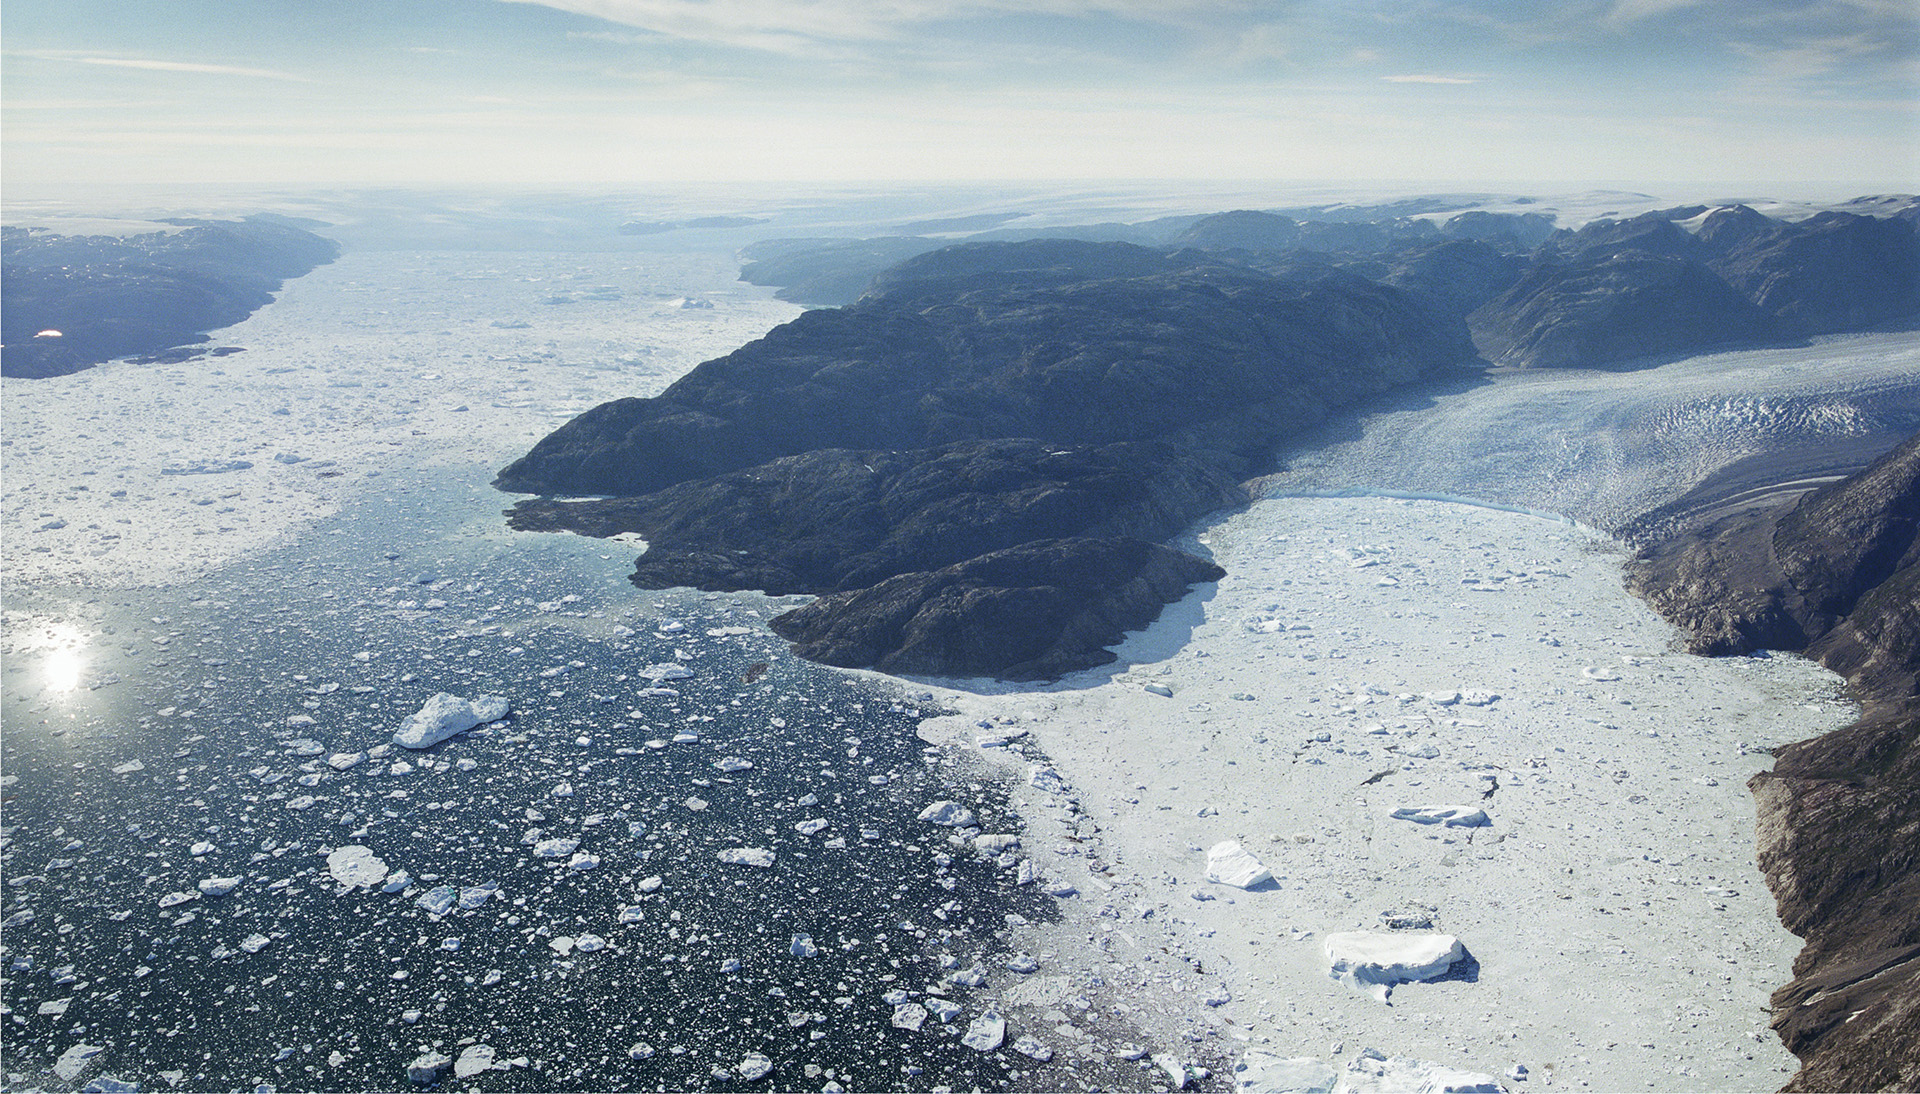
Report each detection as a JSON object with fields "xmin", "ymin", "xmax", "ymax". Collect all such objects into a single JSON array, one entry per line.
[{"xmin": 2, "ymin": 0, "xmax": 1916, "ymax": 195}]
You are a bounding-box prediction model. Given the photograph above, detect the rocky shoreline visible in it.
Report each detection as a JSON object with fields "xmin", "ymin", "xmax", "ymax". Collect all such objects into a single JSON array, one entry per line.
[{"xmin": 1628, "ymin": 431, "xmax": 1920, "ymax": 1092}]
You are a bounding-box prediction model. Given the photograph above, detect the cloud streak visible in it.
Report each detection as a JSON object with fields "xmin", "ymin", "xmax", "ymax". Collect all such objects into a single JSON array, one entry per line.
[
  {"xmin": 70, "ymin": 56, "xmax": 315, "ymax": 82},
  {"xmin": 1382, "ymin": 74, "xmax": 1482, "ymax": 84}
]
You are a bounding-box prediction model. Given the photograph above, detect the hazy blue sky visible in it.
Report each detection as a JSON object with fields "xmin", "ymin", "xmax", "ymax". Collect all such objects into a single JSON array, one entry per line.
[{"xmin": 4, "ymin": 0, "xmax": 1915, "ymax": 194}]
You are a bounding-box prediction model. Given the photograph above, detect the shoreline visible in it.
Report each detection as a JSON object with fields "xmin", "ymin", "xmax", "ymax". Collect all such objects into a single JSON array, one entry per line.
[{"xmin": 905, "ymin": 494, "xmax": 1850, "ymax": 1091}]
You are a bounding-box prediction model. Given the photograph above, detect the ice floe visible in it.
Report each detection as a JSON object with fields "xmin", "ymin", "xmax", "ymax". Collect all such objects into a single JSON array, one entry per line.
[
  {"xmin": 1325, "ymin": 931, "xmax": 1467, "ymax": 1003},
  {"xmin": 1205, "ymin": 840, "xmax": 1274, "ymax": 889}
]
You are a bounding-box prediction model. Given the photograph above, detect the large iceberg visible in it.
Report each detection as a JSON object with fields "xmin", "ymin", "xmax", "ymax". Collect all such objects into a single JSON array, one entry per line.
[
  {"xmin": 1324, "ymin": 931, "xmax": 1466, "ymax": 1003},
  {"xmin": 392, "ymin": 693, "xmax": 509, "ymax": 749}
]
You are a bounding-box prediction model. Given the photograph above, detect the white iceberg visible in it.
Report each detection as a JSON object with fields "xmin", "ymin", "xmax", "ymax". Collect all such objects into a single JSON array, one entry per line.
[
  {"xmin": 1389, "ymin": 805, "xmax": 1491, "ymax": 828},
  {"xmin": 1205, "ymin": 840, "xmax": 1273, "ymax": 889},
  {"xmin": 1324, "ymin": 931, "xmax": 1466, "ymax": 1003},
  {"xmin": 326, "ymin": 846, "xmax": 388, "ymax": 888},
  {"xmin": 392, "ymin": 693, "xmax": 509, "ymax": 749}
]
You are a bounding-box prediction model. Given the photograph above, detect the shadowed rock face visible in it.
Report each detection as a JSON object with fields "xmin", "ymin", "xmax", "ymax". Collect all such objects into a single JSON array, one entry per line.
[
  {"xmin": 766, "ymin": 536, "xmax": 1226, "ymax": 681},
  {"xmin": 1628, "ymin": 431, "xmax": 1920, "ymax": 1093},
  {"xmin": 1, "ymin": 217, "xmax": 340, "ymax": 378},
  {"xmin": 499, "ymin": 239, "xmax": 1474, "ymax": 679}
]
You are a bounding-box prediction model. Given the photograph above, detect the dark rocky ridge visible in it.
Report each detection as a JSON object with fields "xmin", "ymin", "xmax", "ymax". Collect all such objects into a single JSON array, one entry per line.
[
  {"xmin": 1, "ymin": 216, "xmax": 340, "ymax": 378},
  {"xmin": 500, "ymin": 239, "xmax": 1475, "ymax": 679},
  {"xmin": 768, "ymin": 536, "xmax": 1227, "ymax": 681},
  {"xmin": 1627, "ymin": 431, "xmax": 1920, "ymax": 1092}
]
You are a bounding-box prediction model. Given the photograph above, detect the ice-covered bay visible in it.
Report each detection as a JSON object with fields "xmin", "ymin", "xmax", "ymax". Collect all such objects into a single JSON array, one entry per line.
[{"xmin": 921, "ymin": 495, "xmax": 1857, "ymax": 1091}]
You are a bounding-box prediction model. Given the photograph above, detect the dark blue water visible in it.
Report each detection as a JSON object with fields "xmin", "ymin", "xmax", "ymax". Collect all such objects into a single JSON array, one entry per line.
[{"xmin": 0, "ymin": 468, "xmax": 1160, "ymax": 1092}]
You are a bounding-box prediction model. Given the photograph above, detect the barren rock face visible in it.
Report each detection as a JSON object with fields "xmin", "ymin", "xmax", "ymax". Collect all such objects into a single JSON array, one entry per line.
[{"xmin": 1628, "ymin": 430, "xmax": 1920, "ymax": 1092}]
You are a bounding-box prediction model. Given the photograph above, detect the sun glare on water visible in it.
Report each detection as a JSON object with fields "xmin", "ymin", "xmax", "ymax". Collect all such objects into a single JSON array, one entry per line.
[{"xmin": 32, "ymin": 621, "xmax": 89, "ymax": 694}]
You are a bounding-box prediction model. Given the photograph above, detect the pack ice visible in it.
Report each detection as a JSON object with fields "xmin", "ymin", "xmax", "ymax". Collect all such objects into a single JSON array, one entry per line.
[{"xmin": 391, "ymin": 692, "xmax": 509, "ymax": 749}]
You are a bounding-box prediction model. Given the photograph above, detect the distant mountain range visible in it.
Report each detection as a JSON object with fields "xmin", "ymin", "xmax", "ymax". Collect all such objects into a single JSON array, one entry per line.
[{"xmin": 742, "ymin": 196, "xmax": 1920, "ymax": 369}]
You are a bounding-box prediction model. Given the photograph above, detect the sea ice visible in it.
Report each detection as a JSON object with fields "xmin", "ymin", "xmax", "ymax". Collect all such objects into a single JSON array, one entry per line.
[
  {"xmin": 54, "ymin": 1044, "xmax": 105, "ymax": 1081},
  {"xmin": 391, "ymin": 692, "xmax": 509, "ymax": 749},
  {"xmin": 891, "ymin": 1002, "xmax": 928, "ymax": 1030},
  {"xmin": 407, "ymin": 1050, "xmax": 451, "ymax": 1083},
  {"xmin": 1205, "ymin": 841, "xmax": 1274, "ymax": 889},
  {"xmin": 532, "ymin": 838, "xmax": 580, "ymax": 858},
  {"xmin": 791, "ymin": 933, "xmax": 820, "ymax": 957},
  {"xmin": 1338, "ymin": 1049, "xmax": 1504, "ymax": 1093},
  {"xmin": 1324, "ymin": 932, "xmax": 1467, "ymax": 1003},
  {"xmin": 737, "ymin": 1053, "xmax": 773, "ymax": 1081},
  {"xmin": 917, "ymin": 801, "xmax": 977, "ymax": 827},
  {"xmin": 1013, "ymin": 1035, "xmax": 1053, "ymax": 1061},
  {"xmin": 717, "ymin": 847, "xmax": 775, "ymax": 867},
  {"xmin": 326, "ymin": 846, "xmax": 389, "ymax": 888},
  {"xmin": 197, "ymin": 876, "xmax": 241, "ymax": 896},
  {"xmin": 454, "ymin": 1045, "xmax": 500, "ymax": 1079},
  {"xmin": 794, "ymin": 819, "xmax": 830, "ymax": 836},
  {"xmin": 714, "ymin": 756, "xmax": 754, "ymax": 772},
  {"xmin": 416, "ymin": 886, "xmax": 458, "ymax": 916},
  {"xmin": 1233, "ymin": 1053, "xmax": 1337, "ymax": 1093},
  {"xmin": 1389, "ymin": 806, "xmax": 1491, "ymax": 828},
  {"xmin": 961, "ymin": 1009, "xmax": 1006, "ymax": 1051}
]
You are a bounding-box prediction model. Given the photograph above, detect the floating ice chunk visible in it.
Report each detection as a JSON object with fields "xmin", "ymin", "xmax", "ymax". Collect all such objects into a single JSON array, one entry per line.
[
  {"xmin": 1029, "ymin": 765, "xmax": 1069, "ymax": 793},
  {"xmin": 1581, "ymin": 666, "xmax": 1621, "ymax": 681},
  {"xmin": 1143, "ymin": 683, "xmax": 1175, "ymax": 697},
  {"xmin": 1232, "ymin": 1053, "xmax": 1337, "ymax": 1093},
  {"xmin": 157, "ymin": 891, "xmax": 199, "ymax": 908},
  {"xmin": 717, "ymin": 847, "xmax": 775, "ymax": 868},
  {"xmin": 458, "ymin": 885, "xmax": 496, "ymax": 909},
  {"xmin": 454, "ymin": 1045, "xmax": 501, "ymax": 1079},
  {"xmin": 637, "ymin": 875, "xmax": 664, "ymax": 893},
  {"xmin": 961, "ymin": 1009, "xmax": 1006, "ymax": 1051},
  {"xmin": 238, "ymin": 933, "xmax": 270, "ymax": 954},
  {"xmin": 719, "ymin": 957, "xmax": 742, "ymax": 973},
  {"xmin": 790, "ymin": 934, "xmax": 819, "ymax": 957},
  {"xmin": 327, "ymin": 752, "xmax": 366, "ymax": 771},
  {"xmin": 736, "ymin": 1053, "xmax": 773, "ymax": 1081},
  {"xmin": 1205, "ymin": 841, "xmax": 1273, "ymax": 889},
  {"xmin": 197, "ymin": 876, "xmax": 241, "ymax": 897},
  {"xmin": 567, "ymin": 852, "xmax": 600, "ymax": 871},
  {"xmin": 1389, "ymin": 806, "xmax": 1490, "ymax": 828},
  {"xmin": 627, "ymin": 1043, "xmax": 655, "ymax": 1060},
  {"xmin": 327, "ymin": 846, "xmax": 389, "ymax": 888},
  {"xmin": 714, "ymin": 756, "xmax": 754, "ymax": 772},
  {"xmin": 794, "ymin": 819, "xmax": 829, "ymax": 836},
  {"xmin": 2, "ymin": 909, "xmax": 33, "ymax": 929},
  {"xmin": 532, "ymin": 838, "xmax": 580, "ymax": 859},
  {"xmin": 974, "ymin": 834, "xmax": 1020, "ymax": 856},
  {"xmin": 112, "ymin": 760, "xmax": 145, "ymax": 775},
  {"xmin": 1155, "ymin": 1054, "xmax": 1197, "ymax": 1090},
  {"xmin": 407, "ymin": 1050, "xmax": 452, "ymax": 1084},
  {"xmin": 1006, "ymin": 953, "xmax": 1039, "ymax": 973},
  {"xmin": 381, "ymin": 870, "xmax": 411, "ymax": 893},
  {"xmin": 917, "ymin": 801, "xmax": 976, "ymax": 827},
  {"xmin": 415, "ymin": 886, "xmax": 458, "ymax": 916},
  {"xmin": 38, "ymin": 999, "xmax": 71, "ymax": 1016},
  {"xmin": 190, "ymin": 841, "xmax": 215, "ymax": 856},
  {"xmin": 951, "ymin": 965, "xmax": 989, "ymax": 987},
  {"xmin": 54, "ymin": 1044, "xmax": 105, "ymax": 1081},
  {"xmin": 574, "ymin": 933, "xmax": 606, "ymax": 953},
  {"xmin": 1423, "ymin": 691, "xmax": 1461, "ymax": 706},
  {"xmin": 891, "ymin": 1002, "xmax": 928, "ymax": 1030},
  {"xmin": 672, "ymin": 731, "xmax": 699, "ymax": 743},
  {"xmin": 391, "ymin": 693, "xmax": 509, "ymax": 749},
  {"xmin": 642, "ymin": 663, "xmax": 693, "ymax": 681},
  {"xmin": 927, "ymin": 997, "xmax": 963, "ymax": 1023},
  {"xmin": 1013, "ymin": 1035, "xmax": 1053, "ymax": 1062},
  {"xmin": 80, "ymin": 1077, "xmax": 138, "ymax": 1094},
  {"xmin": 1338, "ymin": 1049, "xmax": 1504, "ymax": 1094},
  {"xmin": 1324, "ymin": 932, "xmax": 1466, "ymax": 1003},
  {"xmin": 551, "ymin": 781, "xmax": 574, "ymax": 798},
  {"xmin": 549, "ymin": 936, "xmax": 576, "ymax": 955},
  {"xmin": 1459, "ymin": 691, "xmax": 1499, "ymax": 707}
]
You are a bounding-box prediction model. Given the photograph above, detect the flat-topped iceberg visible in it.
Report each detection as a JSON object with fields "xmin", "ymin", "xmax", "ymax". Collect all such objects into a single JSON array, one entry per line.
[
  {"xmin": 1324, "ymin": 931, "xmax": 1466, "ymax": 1003},
  {"xmin": 1205, "ymin": 840, "xmax": 1273, "ymax": 889},
  {"xmin": 392, "ymin": 692, "xmax": 509, "ymax": 749}
]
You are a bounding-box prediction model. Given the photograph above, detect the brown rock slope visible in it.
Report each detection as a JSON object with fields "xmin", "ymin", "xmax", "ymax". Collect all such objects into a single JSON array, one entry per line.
[{"xmin": 1628, "ymin": 431, "xmax": 1920, "ymax": 1092}]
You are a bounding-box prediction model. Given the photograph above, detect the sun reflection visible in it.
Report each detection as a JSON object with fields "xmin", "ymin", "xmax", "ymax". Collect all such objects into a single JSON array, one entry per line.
[{"xmin": 33, "ymin": 621, "xmax": 90, "ymax": 695}]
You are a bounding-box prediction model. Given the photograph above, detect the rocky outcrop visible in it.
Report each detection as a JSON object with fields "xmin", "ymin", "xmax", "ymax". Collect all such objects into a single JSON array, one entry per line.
[
  {"xmin": 1628, "ymin": 431, "xmax": 1920, "ymax": 1092},
  {"xmin": 1474, "ymin": 206, "xmax": 1919, "ymax": 369},
  {"xmin": 496, "ymin": 247, "xmax": 1471, "ymax": 499},
  {"xmin": 508, "ymin": 438, "xmax": 1246, "ymax": 596},
  {"xmin": 1, "ymin": 216, "xmax": 339, "ymax": 378},
  {"xmin": 765, "ymin": 536, "xmax": 1225, "ymax": 681},
  {"xmin": 501, "ymin": 239, "xmax": 1474, "ymax": 679}
]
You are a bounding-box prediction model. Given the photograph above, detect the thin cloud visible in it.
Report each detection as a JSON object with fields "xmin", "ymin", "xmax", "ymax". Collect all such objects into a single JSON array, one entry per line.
[
  {"xmin": 66, "ymin": 56, "xmax": 314, "ymax": 82},
  {"xmin": 1382, "ymin": 74, "xmax": 1481, "ymax": 84}
]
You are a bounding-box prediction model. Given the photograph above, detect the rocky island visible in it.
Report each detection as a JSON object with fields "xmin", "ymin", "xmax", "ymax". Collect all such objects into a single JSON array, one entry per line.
[
  {"xmin": 498, "ymin": 238, "xmax": 1477, "ymax": 678},
  {"xmin": 1, "ymin": 215, "xmax": 340, "ymax": 378}
]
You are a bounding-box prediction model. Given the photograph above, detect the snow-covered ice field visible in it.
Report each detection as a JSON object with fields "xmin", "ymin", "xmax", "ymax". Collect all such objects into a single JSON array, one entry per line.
[
  {"xmin": 918, "ymin": 496, "xmax": 1857, "ymax": 1091},
  {"xmin": 3, "ymin": 222, "xmax": 1913, "ymax": 1091}
]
